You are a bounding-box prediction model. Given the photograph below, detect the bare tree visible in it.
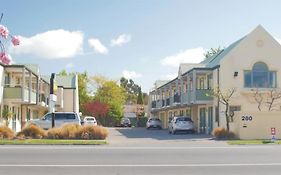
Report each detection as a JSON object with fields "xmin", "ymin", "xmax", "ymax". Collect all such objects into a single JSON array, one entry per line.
[
  {"xmin": 266, "ymin": 89, "xmax": 281, "ymax": 111},
  {"xmin": 252, "ymin": 88, "xmax": 281, "ymax": 111},
  {"xmin": 210, "ymin": 87, "xmax": 236, "ymax": 132},
  {"xmin": 252, "ymin": 89, "xmax": 263, "ymax": 111}
]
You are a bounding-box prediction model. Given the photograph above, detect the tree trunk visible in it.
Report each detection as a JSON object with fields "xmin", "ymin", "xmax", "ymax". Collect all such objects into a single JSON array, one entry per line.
[{"xmin": 225, "ymin": 104, "xmax": 230, "ymax": 132}]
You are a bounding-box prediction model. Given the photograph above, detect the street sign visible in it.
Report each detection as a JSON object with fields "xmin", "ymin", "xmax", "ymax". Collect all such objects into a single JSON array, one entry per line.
[{"xmin": 271, "ymin": 128, "xmax": 276, "ymax": 142}]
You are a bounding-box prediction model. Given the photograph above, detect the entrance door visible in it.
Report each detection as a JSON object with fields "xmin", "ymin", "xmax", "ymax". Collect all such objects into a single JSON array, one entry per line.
[
  {"xmin": 199, "ymin": 108, "xmax": 206, "ymax": 133},
  {"xmin": 208, "ymin": 107, "xmax": 213, "ymax": 134}
]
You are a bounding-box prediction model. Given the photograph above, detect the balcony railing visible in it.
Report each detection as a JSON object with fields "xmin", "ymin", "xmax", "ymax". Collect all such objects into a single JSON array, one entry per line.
[
  {"xmin": 174, "ymin": 93, "xmax": 181, "ymax": 103},
  {"xmin": 166, "ymin": 98, "xmax": 170, "ymax": 106},
  {"xmin": 196, "ymin": 89, "xmax": 213, "ymax": 101},
  {"xmin": 151, "ymin": 101, "xmax": 156, "ymax": 108}
]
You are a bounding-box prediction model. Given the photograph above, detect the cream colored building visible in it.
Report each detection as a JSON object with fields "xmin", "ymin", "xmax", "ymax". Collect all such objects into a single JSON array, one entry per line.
[
  {"xmin": 149, "ymin": 25, "xmax": 281, "ymax": 139},
  {"xmin": 0, "ymin": 64, "xmax": 79, "ymax": 132}
]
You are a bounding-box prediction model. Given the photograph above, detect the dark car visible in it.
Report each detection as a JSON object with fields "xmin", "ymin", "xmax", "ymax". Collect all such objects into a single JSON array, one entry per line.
[{"xmin": 120, "ymin": 117, "xmax": 131, "ymax": 127}]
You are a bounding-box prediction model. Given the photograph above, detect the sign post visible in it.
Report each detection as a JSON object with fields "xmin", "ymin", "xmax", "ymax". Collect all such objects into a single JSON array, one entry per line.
[
  {"xmin": 49, "ymin": 73, "xmax": 57, "ymax": 128},
  {"xmin": 271, "ymin": 128, "xmax": 276, "ymax": 142}
]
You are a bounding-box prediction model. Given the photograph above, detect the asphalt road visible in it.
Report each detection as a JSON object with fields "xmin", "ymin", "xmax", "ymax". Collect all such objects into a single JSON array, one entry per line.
[{"xmin": 1, "ymin": 128, "xmax": 281, "ymax": 175}]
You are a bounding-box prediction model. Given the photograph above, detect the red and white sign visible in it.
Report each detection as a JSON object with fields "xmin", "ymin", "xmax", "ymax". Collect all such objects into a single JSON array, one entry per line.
[{"xmin": 271, "ymin": 128, "xmax": 276, "ymax": 135}]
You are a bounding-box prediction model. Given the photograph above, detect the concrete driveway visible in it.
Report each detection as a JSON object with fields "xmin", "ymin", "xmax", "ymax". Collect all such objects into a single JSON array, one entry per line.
[{"xmin": 106, "ymin": 127, "xmax": 226, "ymax": 147}]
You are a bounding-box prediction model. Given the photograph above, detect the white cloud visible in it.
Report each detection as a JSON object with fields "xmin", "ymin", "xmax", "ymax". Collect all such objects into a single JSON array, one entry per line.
[
  {"xmin": 161, "ymin": 47, "xmax": 205, "ymax": 67},
  {"xmin": 88, "ymin": 38, "xmax": 108, "ymax": 54},
  {"xmin": 122, "ymin": 70, "xmax": 142, "ymax": 79},
  {"xmin": 65, "ymin": 63, "xmax": 74, "ymax": 68},
  {"xmin": 9, "ymin": 29, "xmax": 83, "ymax": 59},
  {"xmin": 111, "ymin": 34, "xmax": 131, "ymax": 47}
]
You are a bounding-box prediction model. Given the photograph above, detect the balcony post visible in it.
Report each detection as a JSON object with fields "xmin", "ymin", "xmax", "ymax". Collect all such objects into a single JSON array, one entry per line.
[
  {"xmin": 29, "ymin": 71, "xmax": 32, "ymax": 103},
  {"xmin": 180, "ymin": 78, "xmax": 183, "ymax": 105},
  {"xmin": 36, "ymin": 76, "xmax": 39, "ymax": 104},
  {"xmin": 192, "ymin": 70, "xmax": 197, "ymax": 102},
  {"xmin": 22, "ymin": 68, "xmax": 25, "ymax": 101}
]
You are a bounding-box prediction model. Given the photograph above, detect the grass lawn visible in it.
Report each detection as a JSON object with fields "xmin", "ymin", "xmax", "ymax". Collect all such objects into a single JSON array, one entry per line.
[
  {"xmin": 0, "ymin": 139, "xmax": 107, "ymax": 145},
  {"xmin": 228, "ymin": 140, "xmax": 281, "ymax": 145}
]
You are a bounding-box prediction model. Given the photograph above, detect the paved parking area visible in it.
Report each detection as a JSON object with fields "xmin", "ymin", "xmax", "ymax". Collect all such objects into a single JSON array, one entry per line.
[{"xmin": 106, "ymin": 127, "xmax": 227, "ymax": 147}]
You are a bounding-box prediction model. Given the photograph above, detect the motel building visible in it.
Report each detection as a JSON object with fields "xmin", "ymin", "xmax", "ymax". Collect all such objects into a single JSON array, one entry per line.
[
  {"xmin": 148, "ymin": 25, "xmax": 281, "ymax": 139},
  {"xmin": 0, "ymin": 64, "xmax": 79, "ymax": 132}
]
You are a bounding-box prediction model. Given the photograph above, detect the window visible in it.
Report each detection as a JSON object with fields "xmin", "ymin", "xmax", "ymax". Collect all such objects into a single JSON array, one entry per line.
[
  {"xmin": 244, "ymin": 62, "xmax": 276, "ymax": 88},
  {"xmin": 207, "ymin": 74, "xmax": 213, "ymax": 89},
  {"xmin": 197, "ymin": 77, "xmax": 205, "ymax": 90}
]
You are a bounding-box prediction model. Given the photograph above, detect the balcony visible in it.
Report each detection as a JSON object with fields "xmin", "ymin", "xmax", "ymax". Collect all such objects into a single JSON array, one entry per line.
[
  {"xmin": 151, "ymin": 101, "xmax": 156, "ymax": 108},
  {"xmin": 4, "ymin": 87, "xmax": 37, "ymax": 104},
  {"xmin": 174, "ymin": 93, "xmax": 181, "ymax": 103},
  {"xmin": 166, "ymin": 98, "xmax": 170, "ymax": 106},
  {"xmin": 196, "ymin": 89, "xmax": 213, "ymax": 101},
  {"xmin": 162, "ymin": 99, "xmax": 165, "ymax": 107}
]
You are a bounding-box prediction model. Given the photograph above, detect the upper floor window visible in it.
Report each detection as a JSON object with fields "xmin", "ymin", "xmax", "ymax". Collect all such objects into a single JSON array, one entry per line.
[{"xmin": 244, "ymin": 62, "xmax": 277, "ymax": 88}]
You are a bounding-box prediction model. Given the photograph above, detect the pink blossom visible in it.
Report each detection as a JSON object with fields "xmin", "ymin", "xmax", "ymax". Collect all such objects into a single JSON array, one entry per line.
[
  {"xmin": 0, "ymin": 25, "xmax": 9, "ymax": 39},
  {"xmin": 11, "ymin": 36, "xmax": 20, "ymax": 46},
  {"xmin": 0, "ymin": 52, "xmax": 11, "ymax": 65}
]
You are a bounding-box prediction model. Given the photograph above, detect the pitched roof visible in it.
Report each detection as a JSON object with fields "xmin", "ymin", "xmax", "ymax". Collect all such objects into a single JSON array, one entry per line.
[
  {"xmin": 179, "ymin": 63, "xmax": 205, "ymax": 75},
  {"xmin": 154, "ymin": 80, "xmax": 170, "ymax": 88},
  {"xmin": 202, "ymin": 37, "xmax": 245, "ymax": 68}
]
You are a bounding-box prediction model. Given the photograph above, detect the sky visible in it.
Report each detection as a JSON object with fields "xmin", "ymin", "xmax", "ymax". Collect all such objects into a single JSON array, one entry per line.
[{"xmin": 2, "ymin": 0, "xmax": 281, "ymax": 92}]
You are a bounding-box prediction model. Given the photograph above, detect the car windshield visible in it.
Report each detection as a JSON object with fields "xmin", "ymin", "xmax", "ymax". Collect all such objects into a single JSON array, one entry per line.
[
  {"xmin": 150, "ymin": 118, "xmax": 160, "ymax": 121},
  {"xmin": 176, "ymin": 117, "xmax": 192, "ymax": 122}
]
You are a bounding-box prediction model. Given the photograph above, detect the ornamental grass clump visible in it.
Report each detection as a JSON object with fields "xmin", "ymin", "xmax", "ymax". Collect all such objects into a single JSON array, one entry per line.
[
  {"xmin": 76, "ymin": 125, "xmax": 108, "ymax": 140},
  {"xmin": 17, "ymin": 124, "xmax": 46, "ymax": 139},
  {"xmin": 0, "ymin": 125, "xmax": 15, "ymax": 139},
  {"xmin": 212, "ymin": 127, "xmax": 235, "ymax": 140}
]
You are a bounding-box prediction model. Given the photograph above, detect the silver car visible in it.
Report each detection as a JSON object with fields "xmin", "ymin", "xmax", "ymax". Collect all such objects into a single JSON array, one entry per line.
[
  {"xmin": 168, "ymin": 116, "xmax": 194, "ymax": 134},
  {"xmin": 146, "ymin": 118, "xmax": 162, "ymax": 129},
  {"xmin": 27, "ymin": 112, "xmax": 81, "ymax": 130}
]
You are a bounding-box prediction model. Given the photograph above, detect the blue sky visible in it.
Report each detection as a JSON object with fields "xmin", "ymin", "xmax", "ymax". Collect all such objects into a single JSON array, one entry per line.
[{"xmin": 2, "ymin": 0, "xmax": 281, "ymax": 92}]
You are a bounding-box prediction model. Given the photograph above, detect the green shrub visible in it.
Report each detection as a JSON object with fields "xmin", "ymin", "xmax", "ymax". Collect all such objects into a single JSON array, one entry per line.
[
  {"xmin": 0, "ymin": 126, "xmax": 15, "ymax": 139},
  {"xmin": 76, "ymin": 125, "xmax": 108, "ymax": 140},
  {"xmin": 212, "ymin": 127, "xmax": 235, "ymax": 140},
  {"xmin": 17, "ymin": 124, "xmax": 46, "ymax": 139}
]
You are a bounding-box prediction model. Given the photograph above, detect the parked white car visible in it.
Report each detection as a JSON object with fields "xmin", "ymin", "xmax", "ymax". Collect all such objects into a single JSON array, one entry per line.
[
  {"xmin": 27, "ymin": 112, "xmax": 81, "ymax": 130},
  {"xmin": 168, "ymin": 116, "xmax": 194, "ymax": 134},
  {"xmin": 83, "ymin": 116, "xmax": 97, "ymax": 126}
]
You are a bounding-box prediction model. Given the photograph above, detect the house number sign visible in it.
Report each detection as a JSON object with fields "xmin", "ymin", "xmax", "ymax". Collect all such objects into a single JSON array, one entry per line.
[{"xmin": 241, "ymin": 116, "xmax": 253, "ymax": 121}]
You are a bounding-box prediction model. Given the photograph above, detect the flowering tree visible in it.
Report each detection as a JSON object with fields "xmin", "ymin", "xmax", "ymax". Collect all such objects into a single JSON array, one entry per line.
[
  {"xmin": 0, "ymin": 13, "xmax": 20, "ymax": 65},
  {"xmin": 84, "ymin": 101, "xmax": 109, "ymax": 126}
]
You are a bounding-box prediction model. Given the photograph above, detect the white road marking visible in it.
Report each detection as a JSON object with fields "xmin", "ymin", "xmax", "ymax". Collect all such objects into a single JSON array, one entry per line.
[
  {"xmin": 0, "ymin": 146, "xmax": 278, "ymax": 150},
  {"xmin": 0, "ymin": 163, "xmax": 281, "ymax": 167}
]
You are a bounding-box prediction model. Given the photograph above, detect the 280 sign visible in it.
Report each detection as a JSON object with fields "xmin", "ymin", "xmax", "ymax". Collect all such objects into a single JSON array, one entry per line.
[{"xmin": 241, "ymin": 116, "xmax": 253, "ymax": 121}]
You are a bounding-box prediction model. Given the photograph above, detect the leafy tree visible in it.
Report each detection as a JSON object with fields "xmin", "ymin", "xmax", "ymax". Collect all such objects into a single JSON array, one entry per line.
[
  {"xmin": 120, "ymin": 77, "xmax": 141, "ymax": 104},
  {"xmin": 137, "ymin": 87, "xmax": 144, "ymax": 105},
  {"xmin": 204, "ymin": 47, "xmax": 223, "ymax": 59},
  {"xmin": 83, "ymin": 101, "xmax": 109, "ymax": 125},
  {"xmin": 94, "ymin": 80, "xmax": 126, "ymax": 126}
]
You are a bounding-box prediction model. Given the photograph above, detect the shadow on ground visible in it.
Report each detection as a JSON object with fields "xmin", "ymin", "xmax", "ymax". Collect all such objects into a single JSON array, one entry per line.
[{"xmin": 114, "ymin": 127, "xmax": 212, "ymax": 141}]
